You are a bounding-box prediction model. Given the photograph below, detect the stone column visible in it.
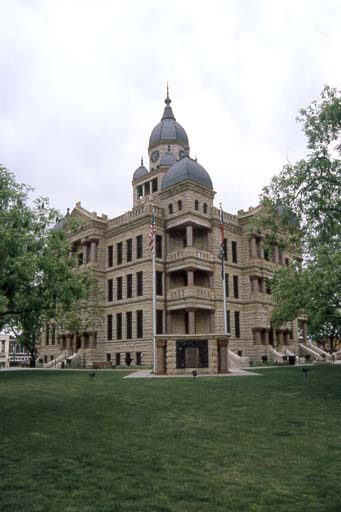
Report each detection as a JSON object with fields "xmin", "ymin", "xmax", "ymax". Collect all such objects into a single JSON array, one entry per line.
[
  {"xmin": 166, "ymin": 233, "xmax": 171, "ymax": 253},
  {"xmin": 156, "ymin": 340, "xmax": 167, "ymax": 375},
  {"xmin": 261, "ymin": 279, "xmax": 266, "ymax": 293},
  {"xmin": 274, "ymin": 245, "xmax": 279, "ymax": 264},
  {"xmin": 187, "ymin": 270, "xmax": 194, "ymax": 286},
  {"xmin": 66, "ymin": 334, "xmax": 72, "ymax": 351},
  {"xmin": 166, "ymin": 312, "xmax": 172, "ymax": 334},
  {"xmin": 82, "ymin": 244, "xmax": 87, "ymax": 264},
  {"xmin": 260, "ymin": 247, "xmax": 265, "ymax": 259},
  {"xmin": 89, "ymin": 333, "xmax": 96, "ymax": 349},
  {"xmin": 207, "ymin": 230, "xmax": 212, "ymax": 251},
  {"xmin": 188, "ymin": 310, "xmax": 196, "ymax": 334},
  {"xmin": 90, "ymin": 241, "xmax": 97, "ymax": 263},
  {"xmin": 264, "ymin": 330, "xmax": 269, "ymax": 346},
  {"xmin": 303, "ymin": 321, "xmax": 308, "ymax": 344},
  {"xmin": 255, "ymin": 330, "xmax": 261, "ymax": 345},
  {"xmin": 251, "ymin": 237, "xmax": 257, "ymax": 257},
  {"xmin": 278, "ymin": 331, "xmax": 284, "ymax": 346},
  {"xmin": 186, "ymin": 225, "xmax": 193, "ymax": 247},
  {"xmin": 80, "ymin": 334, "xmax": 86, "ymax": 350},
  {"xmin": 217, "ymin": 339, "xmax": 228, "ymax": 373}
]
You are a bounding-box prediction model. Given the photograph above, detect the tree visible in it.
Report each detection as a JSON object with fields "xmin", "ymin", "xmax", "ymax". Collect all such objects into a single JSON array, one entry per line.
[
  {"xmin": 0, "ymin": 165, "xmax": 102, "ymax": 365},
  {"xmin": 259, "ymin": 86, "xmax": 341, "ymax": 351}
]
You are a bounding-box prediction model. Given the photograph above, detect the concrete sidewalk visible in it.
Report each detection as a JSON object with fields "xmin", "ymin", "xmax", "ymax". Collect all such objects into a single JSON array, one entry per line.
[{"xmin": 124, "ymin": 369, "xmax": 261, "ymax": 379}]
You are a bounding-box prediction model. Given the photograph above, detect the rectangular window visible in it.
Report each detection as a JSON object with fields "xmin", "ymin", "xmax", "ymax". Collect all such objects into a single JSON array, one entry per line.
[
  {"xmin": 107, "ymin": 278, "xmax": 113, "ymax": 302},
  {"xmin": 116, "ymin": 353, "xmax": 121, "ymax": 366},
  {"xmin": 156, "ymin": 309, "xmax": 163, "ymax": 335},
  {"xmin": 156, "ymin": 234, "xmax": 162, "ymax": 259},
  {"xmin": 136, "ymin": 235, "xmax": 143, "ymax": 259},
  {"xmin": 126, "ymin": 312, "xmax": 132, "ymax": 339},
  {"xmin": 106, "ymin": 353, "xmax": 111, "ymax": 362},
  {"xmin": 136, "ymin": 352, "xmax": 142, "ymax": 365},
  {"xmin": 235, "ymin": 311, "xmax": 240, "ymax": 338},
  {"xmin": 117, "ymin": 242, "xmax": 123, "ymax": 265},
  {"xmin": 156, "ymin": 271, "xmax": 163, "ymax": 296},
  {"xmin": 46, "ymin": 324, "xmax": 50, "ymax": 345},
  {"xmin": 107, "ymin": 245, "xmax": 113, "ymax": 267},
  {"xmin": 127, "ymin": 274, "xmax": 133, "ymax": 299},
  {"xmin": 117, "ymin": 277, "xmax": 123, "ymax": 300},
  {"xmin": 116, "ymin": 313, "xmax": 122, "ymax": 340},
  {"xmin": 152, "ymin": 178, "xmax": 158, "ymax": 192},
  {"xmin": 136, "ymin": 271, "xmax": 143, "ymax": 296},
  {"xmin": 226, "ymin": 310, "xmax": 231, "ymax": 335},
  {"xmin": 78, "ymin": 252, "xmax": 83, "ymax": 266},
  {"xmin": 107, "ymin": 314, "xmax": 113, "ymax": 341},
  {"xmin": 232, "ymin": 241, "xmax": 238, "ymax": 263},
  {"xmin": 136, "ymin": 310, "xmax": 143, "ymax": 338},
  {"xmin": 233, "ymin": 275, "xmax": 239, "ymax": 298},
  {"xmin": 51, "ymin": 325, "xmax": 56, "ymax": 345},
  {"xmin": 223, "ymin": 239, "xmax": 228, "ymax": 261},
  {"xmin": 144, "ymin": 181, "xmax": 150, "ymax": 196},
  {"xmin": 126, "ymin": 238, "xmax": 132, "ymax": 262},
  {"xmin": 225, "ymin": 274, "xmax": 229, "ymax": 297}
]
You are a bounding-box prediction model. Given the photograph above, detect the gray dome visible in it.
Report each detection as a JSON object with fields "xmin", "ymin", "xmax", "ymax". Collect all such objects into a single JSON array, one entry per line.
[
  {"xmin": 133, "ymin": 159, "xmax": 148, "ymax": 180},
  {"xmin": 160, "ymin": 151, "xmax": 177, "ymax": 166},
  {"xmin": 161, "ymin": 157, "xmax": 213, "ymax": 190},
  {"xmin": 52, "ymin": 209, "xmax": 70, "ymax": 231},
  {"xmin": 149, "ymin": 94, "xmax": 189, "ymax": 149}
]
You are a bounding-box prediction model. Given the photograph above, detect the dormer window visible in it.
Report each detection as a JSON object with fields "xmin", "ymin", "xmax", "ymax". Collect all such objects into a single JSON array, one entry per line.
[
  {"xmin": 152, "ymin": 178, "xmax": 158, "ymax": 192},
  {"xmin": 203, "ymin": 203, "xmax": 208, "ymax": 214}
]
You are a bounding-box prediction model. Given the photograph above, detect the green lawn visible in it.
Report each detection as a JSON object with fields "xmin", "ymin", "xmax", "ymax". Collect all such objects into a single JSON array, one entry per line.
[{"xmin": 1, "ymin": 366, "xmax": 341, "ymax": 512}]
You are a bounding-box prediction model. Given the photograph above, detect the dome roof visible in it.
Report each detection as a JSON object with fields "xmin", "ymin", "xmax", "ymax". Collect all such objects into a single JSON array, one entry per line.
[
  {"xmin": 160, "ymin": 151, "xmax": 177, "ymax": 166},
  {"xmin": 161, "ymin": 157, "xmax": 213, "ymax": 190},
  {"xmin": 133, "ymin": 158, "xmax": 148, "ymax": 180},
  {"xmin": 149, "ymin": 93, "xmax": 189, "ymax": 149}
]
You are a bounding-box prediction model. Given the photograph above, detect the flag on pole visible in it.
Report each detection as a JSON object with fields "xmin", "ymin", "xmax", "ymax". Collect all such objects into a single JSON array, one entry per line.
[
  {"xmin": 149, "ymin": 209, "xmax": 156, "ymax": 252},
  {"xmin": 219, "ymin": 204, "xmax": 225, "ymax": 280}
]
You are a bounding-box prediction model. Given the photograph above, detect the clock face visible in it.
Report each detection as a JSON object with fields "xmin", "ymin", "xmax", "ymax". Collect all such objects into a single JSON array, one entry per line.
[
  {"xmin": 179, "ymin": 149, "xmax": 186, "ymax": 159},
  {"xmin": 151, "ymin": 150, "xmax": 159, "ymax": 162}
]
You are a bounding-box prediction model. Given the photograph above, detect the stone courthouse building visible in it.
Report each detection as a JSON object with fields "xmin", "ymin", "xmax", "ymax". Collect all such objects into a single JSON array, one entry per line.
[{"xmin": 37, "ymin": 92, "xmax": 303, "ymax": 373}]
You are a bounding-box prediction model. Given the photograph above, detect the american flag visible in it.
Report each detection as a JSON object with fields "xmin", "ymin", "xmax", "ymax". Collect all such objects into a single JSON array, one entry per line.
[
  {"xmin": 149, "ymin": 210, "xmax": 156, "ymax": 252},
  {"xmin": 219, "ymin": 204, "xmax": 225, "ymax": 280}
]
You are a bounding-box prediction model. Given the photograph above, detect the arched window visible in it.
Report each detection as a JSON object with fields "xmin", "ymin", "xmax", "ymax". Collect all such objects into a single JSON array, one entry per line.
[
  {"xmin": 177, "ymin": 200, "xmax": 182, "ymax": 211},
  {"xmin": 194, "ymin": 200, "xmax": 199, "ymax": 211},
  {"xmin": 203, "ymin": 203, "xmax": 207, "ymax": 214},
  {"xmin": 168, "ymin": 204, "xmax": 173, "ymax": 214}
]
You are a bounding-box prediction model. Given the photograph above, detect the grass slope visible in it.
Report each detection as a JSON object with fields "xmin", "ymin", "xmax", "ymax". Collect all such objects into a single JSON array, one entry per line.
[{"xmin": 1, "ymin": 366, "xmax": 341, "ymax": 512}]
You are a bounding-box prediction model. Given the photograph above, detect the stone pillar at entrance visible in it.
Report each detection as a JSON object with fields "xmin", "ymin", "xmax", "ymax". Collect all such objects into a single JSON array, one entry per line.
[
  {"xmin": 186, "ymin": 225, "xmax": 193, "ymax": 247},
  {"xmin": 264, "ymin": 330, "xmax": 269, "ymax": 346},
  {"xmin": 82, "ymin": 243, "xmax": 87, "ymax": 265},
  {"xmin": 274, "ymin": 245, "xmax": 279, "ymax": 264},
  {"xmin": 89, "ymin": 333, "xmax": 96, "ymax": 349},
  {"xmin": 255, "ymin": 330, "xmax": 261, "ymax": 345},
  {"xmin": 217, "ymin": 339, "xmax": 228, "ymax": 373},
  {"xmin": 156, "ymin": 340, "xmax": 167, "ymax": 375},
  {"xmin": 66, "ymin": 334, "xmax": 73, "ymax": 351},
  {"xmin": 80, "ymin": 334, "xmax": 86, "ymax": 349}
]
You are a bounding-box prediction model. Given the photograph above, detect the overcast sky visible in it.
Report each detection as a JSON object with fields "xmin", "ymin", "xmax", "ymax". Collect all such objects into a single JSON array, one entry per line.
[{"xmin": 1, "ymin": 0, "xmax": 340, "ymax": 218}]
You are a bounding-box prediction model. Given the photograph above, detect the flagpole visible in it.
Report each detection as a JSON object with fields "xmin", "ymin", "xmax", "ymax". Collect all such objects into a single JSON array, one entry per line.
[{"xmin": 220, "ymin": 204, "xmax": 228, "ymax": 336}]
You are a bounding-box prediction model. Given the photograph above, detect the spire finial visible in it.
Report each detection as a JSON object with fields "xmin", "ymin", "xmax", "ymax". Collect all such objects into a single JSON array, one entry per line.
[
  {"xmin": 165, "ymin": 82, "xmax": 171, "ymax": 105},
  {"xmin": 168, "ymin": 144, "xmax": 170, "ymax": 152},
  {"xmin": 141, "ymin": 156, "xmax": 143, "ymax": 166}
]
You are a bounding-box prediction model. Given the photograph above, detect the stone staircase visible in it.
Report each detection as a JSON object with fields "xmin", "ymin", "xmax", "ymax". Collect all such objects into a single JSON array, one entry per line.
[{"xmin": 228, "ymin": 350, "xmax": 249, "ymax": 369}]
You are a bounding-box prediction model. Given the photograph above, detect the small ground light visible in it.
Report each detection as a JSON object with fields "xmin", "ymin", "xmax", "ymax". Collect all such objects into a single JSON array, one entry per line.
[
  {"xmin": 89, "ymin": 371, "xmax": 96, "ymax": 381},
  {"xmin": 302, "ymin": 368, "xmax": 309, "ymax": 378}
]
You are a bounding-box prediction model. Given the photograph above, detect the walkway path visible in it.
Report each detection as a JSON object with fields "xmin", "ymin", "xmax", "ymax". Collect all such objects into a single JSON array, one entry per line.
[{"xmin": 124, "ymin": 369, "xmax": 261, "ymax": 379}]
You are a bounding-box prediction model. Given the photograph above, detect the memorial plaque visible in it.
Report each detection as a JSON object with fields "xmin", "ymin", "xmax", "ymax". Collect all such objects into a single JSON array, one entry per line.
[
  {"xmin": 185, "ymin": 347, "xmax": 199, "ymax": 368},
  {"xmin": 176, "ymin": 340, "xmax": 208, "ymax": 369}
]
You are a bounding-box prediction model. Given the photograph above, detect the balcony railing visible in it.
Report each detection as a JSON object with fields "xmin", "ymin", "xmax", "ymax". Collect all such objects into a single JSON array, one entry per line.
[
  {"xmin": 250, "ymin": 291, "xmax": 274, "ymax": 304},
  {"xmin": 167, "ymin": 286, "xmax": 215, "ymax": 301},
  {"xmin": 167, "ymin": 247, "xmax": 214, "ymax": 264}
]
